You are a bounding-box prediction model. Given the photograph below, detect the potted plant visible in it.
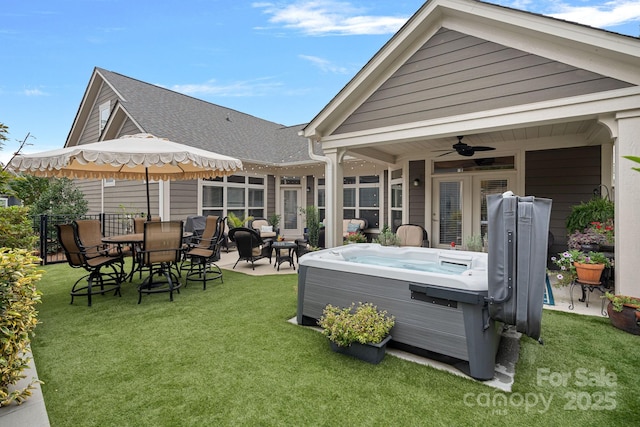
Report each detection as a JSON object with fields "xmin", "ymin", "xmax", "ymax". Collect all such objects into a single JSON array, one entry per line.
[
  {"xmin": 550, "ymin": 249, "xmax": 611, "ymax": 286},
  {"xmin": 318, "ymin": 302, "xmax": 395, "ymax": 364},
  {"xmin": 299, "ymin": 206, "xmax": 322, "ymax": 248},
  {"xmin": 565, "ymin": 197, "xmax": 614, "ymax": 236},
  {"xmin": 227, "ymin": 212, "xmax": 254, "ymax": 229},
  {"xmin": 374, "ymin": 225, "xmax": 401, "ymax": 246},
  {"xmin": 344, "ymin": 231, "xmax": 367, "ymax": 244},
  {"xmin": 603, "ymin": 292, "xmax": 640, "ymax": 335},
  {"xmin": 268, "ymin": 213, "xmax": 281, "ymax": 231}
]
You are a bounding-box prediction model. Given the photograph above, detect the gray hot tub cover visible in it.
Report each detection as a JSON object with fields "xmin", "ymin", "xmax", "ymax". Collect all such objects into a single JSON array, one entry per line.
[{"xmin": 487, "ymin": 192, "xmax": 552, "ymax": 340}]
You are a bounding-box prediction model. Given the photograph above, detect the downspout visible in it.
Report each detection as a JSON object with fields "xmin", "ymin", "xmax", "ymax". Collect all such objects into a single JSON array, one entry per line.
[{"xmin": 307, "ymin": 138, "xmax": 334, "ymax": 247}]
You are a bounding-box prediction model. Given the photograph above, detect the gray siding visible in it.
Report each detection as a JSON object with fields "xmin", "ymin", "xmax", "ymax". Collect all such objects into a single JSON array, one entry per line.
[
  {"xmin": 119, "ymin": 119, "xmax": 141, "ymax": 136},
  {"xmin": 170, "ymin": 180, "xmax": 198, "ymax": 220},
  {"xmin": 525, "ymin": 146, "xmax": 601, "ymax": 254},
  {"xmin": 335, "ymin": 28, "xmax": 633, "ymax": 134},
  {"xmin": 75, "ymin": 180, "xmax": 102, "ymax": 214},
  {"xmin": 408, "ymin": 160, "xmax": 425, "ymax": 227},
  {"xmin": 267, "ymin": 175, "xmax": 276, "ymax": 216},
  {"xmin": 78, "ymin": 82, "xmax": 116, "ymax": 145},
  {"xmin": 305, "ymin": 175, "xmax": 315, "ymax": 207},
  {"xmin": 104, "ymin": 180, "xmax": 157, "ymax": 216}
]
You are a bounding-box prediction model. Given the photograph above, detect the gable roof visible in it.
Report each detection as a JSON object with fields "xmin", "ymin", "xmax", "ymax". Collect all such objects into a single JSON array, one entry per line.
[
  {"xmin": 67, "ymin": 67, "xmax": 313, "ymax": 166},
  {"xmin": 302, "ymin": 0, "xmax": 640, "ymax": 140}
]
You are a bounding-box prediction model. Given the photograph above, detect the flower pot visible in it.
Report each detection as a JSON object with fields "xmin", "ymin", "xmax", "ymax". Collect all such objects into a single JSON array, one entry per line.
[
  {"xmin": 328, "ymin": 335, "xmax": 392, "ymax": 364},
  {"xmin": 607, "ymin": 302, "xmax": 640, "ymax": 335},
  {"xmin": 573, "ymin": 262, "xmax": 605, "ymax": 284}
]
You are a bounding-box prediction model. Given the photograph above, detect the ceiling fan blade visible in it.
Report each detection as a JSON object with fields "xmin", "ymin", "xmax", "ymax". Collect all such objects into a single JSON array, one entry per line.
[
  {"xmin": 471, "ymin": 146, "xmax": 496, "ymax": 152},
  {"xmin": 436, "ymin": 150, "xmax": 455, "ymax": 157}
]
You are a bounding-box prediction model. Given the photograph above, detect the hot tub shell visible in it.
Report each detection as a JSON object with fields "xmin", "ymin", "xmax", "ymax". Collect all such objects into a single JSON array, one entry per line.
[
  {"xmin": 297, "ymin": 245, "xmax": 500, "ymax": 380},
  {"xmin": 297, "ymin": 193, "xmax": 552, "ymax": 381}
]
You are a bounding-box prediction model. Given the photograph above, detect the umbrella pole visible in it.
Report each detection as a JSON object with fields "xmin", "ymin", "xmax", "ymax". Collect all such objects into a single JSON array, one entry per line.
[{"xmin": 145, "ymin": 168, "xmax": 151, "ymax": 222}]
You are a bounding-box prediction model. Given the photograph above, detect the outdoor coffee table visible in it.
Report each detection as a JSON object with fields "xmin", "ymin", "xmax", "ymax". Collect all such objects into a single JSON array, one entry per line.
[{"xmin": 271, "ymin": 241, "xmax": 297, "ymax": 271}]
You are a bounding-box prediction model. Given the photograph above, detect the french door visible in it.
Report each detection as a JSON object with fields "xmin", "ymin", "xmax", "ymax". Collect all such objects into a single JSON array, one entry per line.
[
  {"xmin": 281, "ymin": 188, "xmax": 303, "ymax": 237},
  {"xmin": 432, "ymin": 174, "xmax": 513, "ymax": 248}
]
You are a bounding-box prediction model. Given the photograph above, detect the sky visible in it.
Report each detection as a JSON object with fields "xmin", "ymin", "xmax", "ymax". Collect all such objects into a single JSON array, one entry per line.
[{"xmin": 2, "ymin": 0, "xmax": 640, "ymax": 165}]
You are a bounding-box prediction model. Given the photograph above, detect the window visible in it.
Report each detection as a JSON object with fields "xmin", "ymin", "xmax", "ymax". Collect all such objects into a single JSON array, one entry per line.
[
  {"xmin": 99, "ymin": 101, "xmax": 110, "ymax": 133},
  {"xmin": 390, "ymin": 169, "xmax": 403, "ymax": 231},
  {"xmin": 317, "ymin": 174, "xmax": 381, "ymax": 228},
  {"xmin": 103, "ymin": 178, "xmax": 115, "ymax": 187},
  {"xmin": 0, "ymin": 198, "xmax": 8, "ymax": 208},
  {"xmin": 201, "ymin": 175, "xmax": 265, "ymax": 219}
]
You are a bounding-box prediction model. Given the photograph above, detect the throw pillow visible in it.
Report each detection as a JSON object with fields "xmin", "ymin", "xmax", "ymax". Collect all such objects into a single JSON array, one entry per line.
[
  {"xmin": 261, "ymin": 225, "xmax": 273, "ymax": 233},
  {"xmin": 347, "ymin": 223, "xmax": 360, "ymax": 233}
]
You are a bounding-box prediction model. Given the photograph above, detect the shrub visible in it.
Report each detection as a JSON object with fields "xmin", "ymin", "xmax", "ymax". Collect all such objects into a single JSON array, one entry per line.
[
  {"xmin": 0, "ymin": 206, "xmax": 38, "ymax": 251},
  {"xmin": 31, "ymin": 177, "xmax": 88, "ymax": 218},
  {"xmin": 0, "ymin": 249, "xmax": 43, "ymax": 407},
  {"xmin": 319, "ymin": 302, "xmax": 395, "ymax": 347},
  {"xmin": 374, "ymin": 225, "xmax": 400, "ymax": 246}
]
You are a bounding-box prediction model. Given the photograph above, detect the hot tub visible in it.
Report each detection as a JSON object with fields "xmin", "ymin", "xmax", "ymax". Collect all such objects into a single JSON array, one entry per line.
[{"xmin": 297, "ymin": 244, "xmax": 501, "ymax": 380}]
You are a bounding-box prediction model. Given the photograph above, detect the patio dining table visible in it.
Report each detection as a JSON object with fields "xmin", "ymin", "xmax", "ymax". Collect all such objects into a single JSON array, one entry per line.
[{"xmin": 103, "ymin": 232, "xmax": 192, "ymax": 281}]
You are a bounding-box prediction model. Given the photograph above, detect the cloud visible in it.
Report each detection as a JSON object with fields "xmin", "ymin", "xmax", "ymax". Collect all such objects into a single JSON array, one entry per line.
[
  {"xmin": 253, "ymin": 0, "xmax": 409, "ymax": 36},
  {"xmin": 549, "ymin": 1, "xmax": 640, "ymax": 28},
  {"xmin": 497, "ymin": 0, "xmax": 640, "ymax": 29},
  {"xmin": 299, "ymin": 54, "xmax": 350, "ymax": 74},
  {"xmin": 23, "ymin": 88, "xmax": 48, "ymax": 96},
  {"xmin": 169, "ymin": 77, "xmax": 283, "ymax": 97}
]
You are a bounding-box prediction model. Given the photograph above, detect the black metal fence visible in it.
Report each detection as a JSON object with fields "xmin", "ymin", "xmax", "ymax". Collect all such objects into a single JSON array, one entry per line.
[{"xmin": 32, "ymin": 214, "xmax": 140, "ymax": 265}]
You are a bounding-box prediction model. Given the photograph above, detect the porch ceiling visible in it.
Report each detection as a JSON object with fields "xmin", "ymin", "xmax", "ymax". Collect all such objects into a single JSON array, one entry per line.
[{"xmin": 347, "ymin": 118, "xmax": 610, "ymax": 163}]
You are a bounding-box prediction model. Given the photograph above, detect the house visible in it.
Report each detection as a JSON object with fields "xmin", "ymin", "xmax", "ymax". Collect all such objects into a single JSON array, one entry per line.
[
  {"xmin": 301, "ymin": 0, "xmax": 640, "ymax": 296},
  {"xmin": 68, "ymin": 67, "xmax": 324, "ymax": 238},
  {"xmin": 66, "ymin": 0, "xmax": 639, "ymax": 296}
]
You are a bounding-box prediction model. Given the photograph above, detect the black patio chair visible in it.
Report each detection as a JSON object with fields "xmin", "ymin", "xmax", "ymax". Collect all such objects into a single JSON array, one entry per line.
[{"xmin": 228, "ymin": 227, "xmax": 272, "ymax": 270}]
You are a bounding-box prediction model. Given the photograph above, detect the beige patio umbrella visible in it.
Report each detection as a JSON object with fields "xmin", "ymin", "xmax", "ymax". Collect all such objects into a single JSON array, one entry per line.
[{"xmin": 9, "ymin": 133, "xmax": 243, "ymax": 220}]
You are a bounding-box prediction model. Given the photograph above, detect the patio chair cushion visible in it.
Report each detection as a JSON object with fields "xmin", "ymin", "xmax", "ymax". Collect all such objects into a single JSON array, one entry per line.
[
  {"xmin": 396, "ymin": 224, "xmax": 429, "ymax": 247},
  {"xmin": 252, "ymin": 218, "xmax": 277, "ymax": 238},
  {"xmin": 342, "ymin": 219, "xmax": 367, "ymax": 238}
]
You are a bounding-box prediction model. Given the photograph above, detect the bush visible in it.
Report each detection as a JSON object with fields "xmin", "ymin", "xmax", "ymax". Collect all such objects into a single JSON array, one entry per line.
[
  {"xmin": 0, "ymin": 249, "xmax": 43, "ymax": 407},
  {"xmin": 319, "ymin": 302, "xmax": 395, "ymax": 347},
  {"xmin": 374, "ymin": 225, "xmax": 400, "ymax": 246},
  {"xmin": 31, "ymin": 177, "xmax": 88, "ymax": 218},
  {"xmin": 0, "ymin": 206, "xmax": 38, "ymax": 251}
]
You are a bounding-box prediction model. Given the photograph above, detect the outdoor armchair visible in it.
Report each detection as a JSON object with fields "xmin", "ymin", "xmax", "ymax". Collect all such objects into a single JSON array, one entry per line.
[
  {"xmin": 74, "ymin": 219, "xmax": 131, "ymax": 258},
  {"xmin": 250, "ymin": 217, "xmax": 278, "ymax": 240},
  {"xmin": 57, "ymin": 223, "xmax": 124, "ymax": 307},
  {"xmin": 137, "ymin": 220, "xmax": 184, "ymax": 303},
  {"xmin": 183, "ymin": 216, "xmax": 225, "ymax": 290},
  {"xmin": 396, "ymin": 224, "xmax": 429, "ymax": 247},
  {"xmin": 133, "ymin": 216, "xmax": 161, "ymax": 234},
  {"xmin": 228, "ymin": 227, "xmax": 272, "ymax": 270}
]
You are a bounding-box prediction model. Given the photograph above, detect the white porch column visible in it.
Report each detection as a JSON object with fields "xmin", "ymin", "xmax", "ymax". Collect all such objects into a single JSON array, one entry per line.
[
  {"xmin": 614, "ymin": 111, "xmax": 640, "ymax": 296},
  {"xmin": 323, "ymin": 148, "xmax": 344, "ymax": 248}
]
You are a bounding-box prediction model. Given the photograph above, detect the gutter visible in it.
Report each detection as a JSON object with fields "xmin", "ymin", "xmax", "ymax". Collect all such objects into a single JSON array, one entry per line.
[{"xmin": 306, "ymin": 138, "xmax": 335, "ymax": 247}]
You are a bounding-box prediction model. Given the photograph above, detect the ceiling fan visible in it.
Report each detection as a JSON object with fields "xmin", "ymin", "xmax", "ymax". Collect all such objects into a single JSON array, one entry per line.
[{"xmin": 437, "ymin": 136, "xmax": 496, "ymax": 157}]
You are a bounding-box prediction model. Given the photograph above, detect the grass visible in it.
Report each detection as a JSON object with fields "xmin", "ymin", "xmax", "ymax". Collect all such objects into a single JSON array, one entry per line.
[{"xmin": 31, "ymin": 260, "xmax": 640, "ymax": 426}]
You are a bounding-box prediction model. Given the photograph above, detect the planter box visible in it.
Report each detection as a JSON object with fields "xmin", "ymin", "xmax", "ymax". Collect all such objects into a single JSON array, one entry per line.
[
  {"xmin": 328, "ymin": 335, "xmax": 392, "ymax": 364},
  {"xmin": 607, "ymin": 302, "xmax": 640, "ymax": 335}
]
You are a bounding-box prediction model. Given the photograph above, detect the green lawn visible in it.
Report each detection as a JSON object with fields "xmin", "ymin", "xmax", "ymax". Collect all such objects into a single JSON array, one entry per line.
[{"xmin": 31, "ymin": 261, "xmax": 640, "ymax": 426}]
